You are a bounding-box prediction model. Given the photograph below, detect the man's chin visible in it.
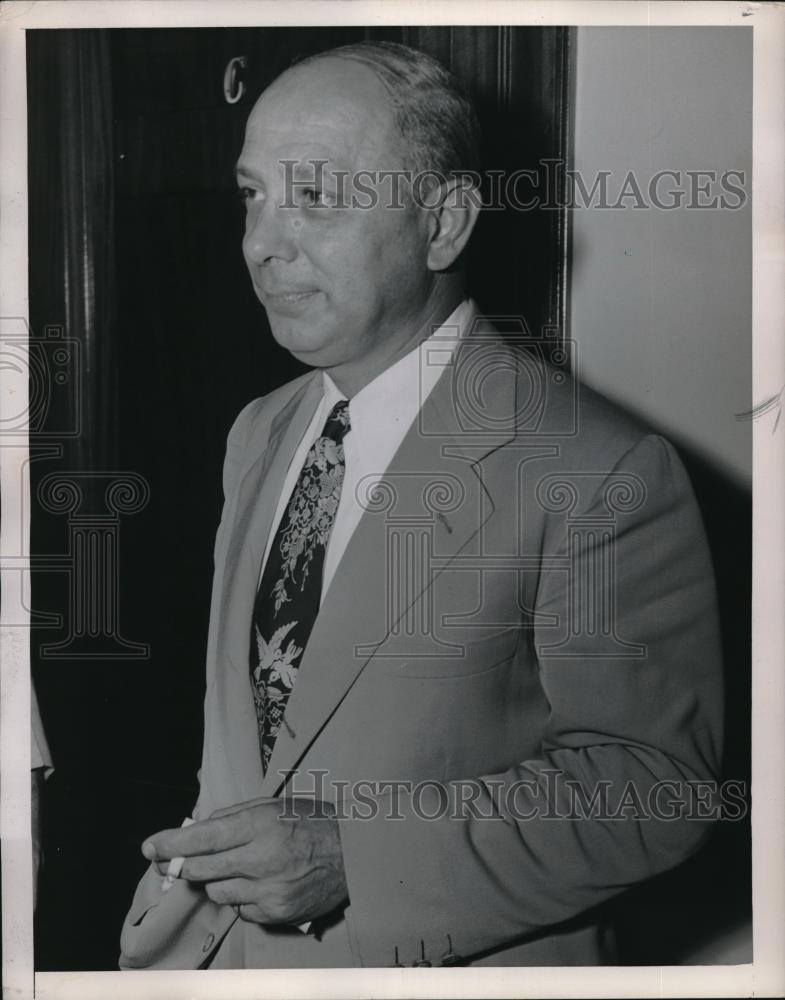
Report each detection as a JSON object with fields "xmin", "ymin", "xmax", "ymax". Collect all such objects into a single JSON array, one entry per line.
[{"xmin": 267, "ymin": 320, "xmax": 338, "ymax": 366}]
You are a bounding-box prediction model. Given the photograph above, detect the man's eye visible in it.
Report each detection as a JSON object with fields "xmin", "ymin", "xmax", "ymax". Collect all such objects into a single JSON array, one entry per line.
[
  {"xmin": 302, "ymin": 188, "xmax": 332, "ymax": 209},
  {"xmin": 238, "ymin": 187, "xmax": 263, "ymax": 205}
]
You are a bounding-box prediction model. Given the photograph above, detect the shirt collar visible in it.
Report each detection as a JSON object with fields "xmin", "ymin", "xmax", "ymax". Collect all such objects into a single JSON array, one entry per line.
[{"xmin": 321, "ymin": 298, "xmax": 475, "ymax": 450}]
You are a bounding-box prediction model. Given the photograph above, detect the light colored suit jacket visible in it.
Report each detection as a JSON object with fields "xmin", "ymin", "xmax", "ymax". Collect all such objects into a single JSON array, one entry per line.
[{"xmin": 120, "ymin": 321, "xmax": 723, "ymax": 968}]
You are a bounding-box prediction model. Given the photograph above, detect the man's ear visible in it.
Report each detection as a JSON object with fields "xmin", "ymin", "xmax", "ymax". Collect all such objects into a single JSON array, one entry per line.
[{"xmin": 425, "ymin": 179, "xmax": 482, "ymax": 272}]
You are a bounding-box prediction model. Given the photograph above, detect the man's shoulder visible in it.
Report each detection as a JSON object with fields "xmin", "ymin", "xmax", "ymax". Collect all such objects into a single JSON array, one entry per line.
[
  {"xmin": 468, "ymin": 326, "xmax": 657, "ymax": 468},
  {"xmin": 537, "ymin": 361, "xmax": 654, "ymax": 465},
  {"xmin": 229, "ymin": 370, "xmax": 318, "ymax": 442}
]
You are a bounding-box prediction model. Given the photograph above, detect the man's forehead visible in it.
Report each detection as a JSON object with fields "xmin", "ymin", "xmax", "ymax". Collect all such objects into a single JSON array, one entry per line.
[
  {"xmin": 240, "ymin": 58, "xmax": 400, "ymax": 171},
  {"xmin": 259, "ymin": 55, "xmax": 389, "ymax": 112}
]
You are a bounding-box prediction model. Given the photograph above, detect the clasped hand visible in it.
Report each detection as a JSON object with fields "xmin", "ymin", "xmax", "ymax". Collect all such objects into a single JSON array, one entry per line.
[{"xmin": 141, "ymin": 797, "xmax": 348, "ymax": 926}]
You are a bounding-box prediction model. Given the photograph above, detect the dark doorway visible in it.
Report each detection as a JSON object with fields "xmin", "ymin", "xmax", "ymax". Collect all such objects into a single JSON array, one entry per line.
[{"xmin": 28, "ymin": 26, "xmax": 572, "ymax": 971}]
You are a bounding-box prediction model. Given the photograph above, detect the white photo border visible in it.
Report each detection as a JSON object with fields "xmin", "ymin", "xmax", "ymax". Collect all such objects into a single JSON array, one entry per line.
[{"xmin": 1, "ymin": 2, "xmax": 782, "ymax": 998}]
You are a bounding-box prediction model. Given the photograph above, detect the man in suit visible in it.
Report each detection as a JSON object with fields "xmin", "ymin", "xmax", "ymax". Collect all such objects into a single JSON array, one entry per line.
[{"xmin": 120, "ymin": 41, "xmax": 723, "ymax": 969}]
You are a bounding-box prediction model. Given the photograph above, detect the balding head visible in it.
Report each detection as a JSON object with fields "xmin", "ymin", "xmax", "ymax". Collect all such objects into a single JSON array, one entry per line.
[
  {"xmin": 235, "ymin": 43, "xmax": 481, "ymax": 395},
  {"xmin": 285, "ymin": 41, "xmax": 482, "ymax": 182},
  {"xmin": 245, "ymin": 54, "xmax": 405, "ymax": 190}
]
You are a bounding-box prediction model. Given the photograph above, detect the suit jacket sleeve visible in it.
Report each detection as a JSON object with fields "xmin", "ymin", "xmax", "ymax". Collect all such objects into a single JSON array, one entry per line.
[{"xmin": 338, "ymin": 433, "xmax": 724, "ymax": 967}]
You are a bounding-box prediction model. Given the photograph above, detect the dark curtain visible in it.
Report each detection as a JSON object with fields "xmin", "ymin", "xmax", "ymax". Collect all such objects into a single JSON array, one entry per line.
[
  {"xmin": 28, "ymin": 29, "xmax": 149, "ymax": 970},
  {"xmin": 28, "ymin": 28, "xmax": 117, "ymax": 471}
]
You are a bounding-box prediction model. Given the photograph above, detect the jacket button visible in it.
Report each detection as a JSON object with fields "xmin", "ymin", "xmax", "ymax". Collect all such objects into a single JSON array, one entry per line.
[
  {"xmin": 440, "ymin": 934, "xmax": 462, "ymax": 966},
  {"xmin": 202, "ymin": 932, "xmax": 215, "ymax": 953},
  {"xmin": 412, "ymin": 940, "xmax": 431, "ymax": 966}
]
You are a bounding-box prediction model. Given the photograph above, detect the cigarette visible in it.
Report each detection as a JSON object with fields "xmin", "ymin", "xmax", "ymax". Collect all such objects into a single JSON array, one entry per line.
[{"xmin": 161, "ymin": 816, "xmax": 195, "ymax": 893}]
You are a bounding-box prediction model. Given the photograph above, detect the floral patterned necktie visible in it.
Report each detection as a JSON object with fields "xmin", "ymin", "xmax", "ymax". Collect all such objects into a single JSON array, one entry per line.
[{"xmin": 249, "ymin": 399, "xmax": 350, "ymax": 772}]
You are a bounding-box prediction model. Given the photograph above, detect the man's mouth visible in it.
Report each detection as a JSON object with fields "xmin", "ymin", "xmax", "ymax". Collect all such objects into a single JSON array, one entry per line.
[{"xmin": 264, "ymin": 289, "xmax": 319, "ymax": 305}]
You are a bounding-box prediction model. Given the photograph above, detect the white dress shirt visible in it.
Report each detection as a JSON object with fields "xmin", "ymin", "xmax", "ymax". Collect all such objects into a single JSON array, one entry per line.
[{"xmin": 259, "ymin": 298, "xmax": 475, "ymax": 601}]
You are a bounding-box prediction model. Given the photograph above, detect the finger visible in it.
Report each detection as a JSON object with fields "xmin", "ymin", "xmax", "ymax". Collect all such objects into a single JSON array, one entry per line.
[
  {"xmin": 142, "ymin": 813, "xmax": 253, "ymax": 862},
  {"xmin": 210, "ymin": 796, "xmax": 280, "ymax": 820},
  {"xmin": 204, "ymin": 880, "xmax": 298, "ymax": 924},
  {"xmin": 238, "ymin": 903, "xmax": 270, "ymax": 924},
  {"xmin": 181, "ymin": 845, "xmax": 260, "ymax": 883},
  {"xmin": 203, "ymin": 877, "xmax": 256, "ymax": 907},
  {"xmin": 140, "ymin": 826, "xmax": 186, "ymax": 862}
]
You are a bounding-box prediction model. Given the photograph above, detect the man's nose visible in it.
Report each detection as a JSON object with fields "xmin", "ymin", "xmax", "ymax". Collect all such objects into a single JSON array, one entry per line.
[{"xmin": 242, "ymin": 201, "xmax": 297, "ymax": 265}]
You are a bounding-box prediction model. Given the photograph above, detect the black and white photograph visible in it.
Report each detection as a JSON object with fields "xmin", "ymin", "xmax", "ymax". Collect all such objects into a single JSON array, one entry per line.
[{"xmin": 1, "ymin": 2, "xmax": 783, "ymax": 998}]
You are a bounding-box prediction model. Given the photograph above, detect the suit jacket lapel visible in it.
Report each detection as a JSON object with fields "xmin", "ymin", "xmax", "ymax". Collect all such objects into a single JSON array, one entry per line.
[
  {"xmin": 263, "ymin": 333, "xmax": 518, "ymax": 796},
  {"xmin": 210, "ymin": 372, "xmax": 323, "ymax": 804}
]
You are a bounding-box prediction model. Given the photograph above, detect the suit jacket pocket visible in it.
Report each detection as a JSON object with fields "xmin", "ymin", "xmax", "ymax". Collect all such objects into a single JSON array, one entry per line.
[
  {"xmin": 119, "ymin": 863, "xmax": 238, "ymax": 970},
  {"xmin": 372, "ymin": 626, "xmax": 521, "ymax": 680}
]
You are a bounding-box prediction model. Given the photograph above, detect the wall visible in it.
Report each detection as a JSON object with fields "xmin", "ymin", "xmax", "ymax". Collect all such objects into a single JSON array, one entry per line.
[
  {"xmin": 570, "ymin": 27, "xmax": 752, "ymax": 487},
  {"xmin": 569, "ymin": 27, "xmax": 753, "ymax": 965}
]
